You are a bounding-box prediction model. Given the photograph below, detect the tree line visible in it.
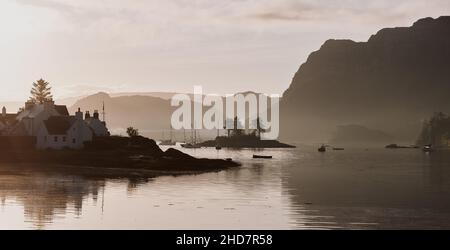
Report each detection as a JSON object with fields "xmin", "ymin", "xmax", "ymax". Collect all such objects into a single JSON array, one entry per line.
[{"xmin": 417, "ymin": 112, "xmax": 450, "ymax": 146}]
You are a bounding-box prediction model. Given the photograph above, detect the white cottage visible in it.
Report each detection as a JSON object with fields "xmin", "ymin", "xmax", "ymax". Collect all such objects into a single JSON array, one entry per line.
[
  {"xmin": 36, "ymin": 109, "xmax": 93, "ymax": 150},
  {"xmin": 11, "ymin": 100, "xmax": 69, "ymax": 136},
  {"xmin": 2, "ymin": 98, "xmax": 109, "ymax": 149},
  {"xmin": 84, "ymin": 110, "xmax": 110, "ymax": 136}
]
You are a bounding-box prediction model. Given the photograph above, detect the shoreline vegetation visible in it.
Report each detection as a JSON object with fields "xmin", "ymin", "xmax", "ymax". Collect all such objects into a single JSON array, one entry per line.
[{"xmin": 0, "ymin": 136, "xmax": 240, "ymax": 179}]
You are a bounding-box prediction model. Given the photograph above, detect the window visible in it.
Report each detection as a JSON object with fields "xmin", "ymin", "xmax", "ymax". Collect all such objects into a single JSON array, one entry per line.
[
  {"xmin": 63, "ymin": 136, "xmax": 66, "ymax": 142},
  {"xmin": 72, "ymin": 138, "xmax": 76, "ymax": 144},
  {"xmin": 54, "ymin": 136, "xmax": 58, "ymax": 142}
]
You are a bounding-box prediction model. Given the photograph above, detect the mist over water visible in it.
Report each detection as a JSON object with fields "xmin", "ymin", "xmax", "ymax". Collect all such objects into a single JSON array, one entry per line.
[{"xmin": 1, "ymin": 146, "xmax": 450, "ymax": 229}]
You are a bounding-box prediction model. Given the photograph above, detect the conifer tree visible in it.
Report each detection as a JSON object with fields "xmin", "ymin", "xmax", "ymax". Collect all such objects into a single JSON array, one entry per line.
[{"xmin": 30, "ymin": 78, "xmax": 53, "ymax": 104}]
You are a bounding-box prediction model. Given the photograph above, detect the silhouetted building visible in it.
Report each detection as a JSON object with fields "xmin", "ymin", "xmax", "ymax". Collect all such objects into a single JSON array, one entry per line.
[
  {"xmin": 84, "ymin": 110, "xmax": 110, "ymax": 136},
  {"xmin": 0, "ymin": 106, "xmax": 18, "ymax": 135},
  {"xmin": 9, "ymin": 100, "xmax": 69, "ymax": 136},
  {"xmin": 36, "ymin": 109, "xmax": 94, "ymax": 150},
  {"xmin": 1, "ymin": 99, "xmax": 109, "ymax": 149}
]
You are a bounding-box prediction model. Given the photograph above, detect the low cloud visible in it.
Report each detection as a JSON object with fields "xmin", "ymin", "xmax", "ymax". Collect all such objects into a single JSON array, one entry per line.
[
  {"xmin": 244, "ymin": 0, "xmax": 415, "ymax": 23},
  {"xmin": 15, "ymin": 0, "xmax": 75, "ymax": 13}
]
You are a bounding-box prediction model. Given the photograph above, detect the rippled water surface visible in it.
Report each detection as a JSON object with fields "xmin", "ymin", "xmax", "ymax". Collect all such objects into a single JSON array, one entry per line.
[{"xmin": 1, "ymin": 146, "xmax": 450, "ymax": 229}]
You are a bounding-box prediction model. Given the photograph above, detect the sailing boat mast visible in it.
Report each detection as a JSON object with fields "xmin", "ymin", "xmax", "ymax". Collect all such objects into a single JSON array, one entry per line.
[
  {"xmin": 194, "ymin": 129, "xmax": 197, "ymax": 144},
  {"xmin": 102, "ymin": 101, "xmax": 106, "ymax": 122}
]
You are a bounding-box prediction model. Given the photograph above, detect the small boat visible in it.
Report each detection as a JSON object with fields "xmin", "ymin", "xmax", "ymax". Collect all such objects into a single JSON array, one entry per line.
[
  {"xmin": 318, "ymin": 145, "xmax": 326, "ymax": 152},
  {"xmin": 253, "ymin": 155, "xmax": 273, "ymax": 159},
  {"xmin": 332, "ymin": 147, "xmax": 345, "ymax": 151},
  {"xmin": 215, "ymin": 145, "xmax": 222, "ymax": 150},
  {"xmin": 181, "ymin": 143, "xmax": 202, "ymax": 149},
  {"xmin": 423, "ymin": 144, "xmax": 433, "ymax": 152},
  {"xmin": 159, "ymin": 140, "xmax": 176, "ymax": 146},
  {"xmin": 160, "ymin": 128, "xmax": 176, "ymax": 146},
  {"xmin": 385, "ymin": 144, "xmax": 419, "ymax": 149}
]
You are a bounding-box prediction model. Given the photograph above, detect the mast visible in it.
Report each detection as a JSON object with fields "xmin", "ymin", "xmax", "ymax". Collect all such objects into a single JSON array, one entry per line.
[
  {"xmin": 191, "ymin": 122, "xmax": 194, "ymax": 144},
  {"xmin": 102, "ymin": 101, "xmax": 106, "ymax": 122}
]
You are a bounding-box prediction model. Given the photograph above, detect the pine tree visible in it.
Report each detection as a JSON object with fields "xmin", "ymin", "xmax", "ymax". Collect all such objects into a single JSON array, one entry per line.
[
  {"xmin": 126, "ymin": 127, "xmax": 139, "ymax": 137},
  {"xmin": 30, "ymin": 78, "xmax": 53, "ymax": 104}
]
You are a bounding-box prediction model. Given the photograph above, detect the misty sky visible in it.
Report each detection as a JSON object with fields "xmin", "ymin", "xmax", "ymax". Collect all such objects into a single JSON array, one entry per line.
[{"xmin": 1, "ymin": 0, "xmax": 449, "ymax": 101}]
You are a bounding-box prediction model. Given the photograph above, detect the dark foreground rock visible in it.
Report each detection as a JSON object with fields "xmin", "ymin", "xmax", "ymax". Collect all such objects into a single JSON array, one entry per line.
[{"xmin": 0, "ymin": 136, "xmax": 240, "ymax": 178}]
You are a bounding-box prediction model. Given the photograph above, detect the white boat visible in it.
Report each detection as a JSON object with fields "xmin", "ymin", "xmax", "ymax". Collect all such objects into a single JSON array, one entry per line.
[{"xmin": 423, "ymin": 145, "xmax": 433, "ymax": 152}]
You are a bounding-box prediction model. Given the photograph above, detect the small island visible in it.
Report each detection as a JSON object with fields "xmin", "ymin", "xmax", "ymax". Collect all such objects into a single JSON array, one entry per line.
[
  {"xmin": 197, "ymin": 123, "xmax": 295, "ymax": 149},
  {"xmin": 198, "ymin": 134, "xmax": 295, "ymax": 148}
]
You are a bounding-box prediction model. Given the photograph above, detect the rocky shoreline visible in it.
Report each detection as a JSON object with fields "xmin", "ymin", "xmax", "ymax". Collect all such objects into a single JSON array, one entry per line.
[{"xmin": 0, "ymin": 136, "xmax": 240, "ymax": 178}]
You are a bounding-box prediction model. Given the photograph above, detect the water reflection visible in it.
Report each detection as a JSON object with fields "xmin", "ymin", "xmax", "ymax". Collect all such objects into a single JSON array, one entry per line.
[
  {"xmin": 0, "ymin": 165, "xmax": 159, "ymax": 229},
  {"xmin": 0, "ymin": 147, "xmax": 450, "ymax": 229},
  {"xmin": 282, "ymin": 147, "xmax": 450, "ymax": 229},
  {"xmin": 0, "ymin": 173, "xmax": 104, "ymax": 229}
]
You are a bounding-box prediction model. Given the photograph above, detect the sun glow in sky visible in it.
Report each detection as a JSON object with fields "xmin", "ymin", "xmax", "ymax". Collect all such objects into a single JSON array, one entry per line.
[{"xmin": 1, "ymin": 0, "xmax": 450, "ymax": 101}]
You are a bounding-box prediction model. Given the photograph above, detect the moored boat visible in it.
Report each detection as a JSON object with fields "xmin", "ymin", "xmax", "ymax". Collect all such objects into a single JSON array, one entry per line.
[
  {"xmin": 159, "ymin": 140, "xmax": 176, "ymax": 146},
  {"xmin": 253, "ymin": 155, "xmax": 273, "ymax": 159},
  {"xmin": 181, "ymin": 143, "xmax": 202, "ymax": 149},
  {"xmin": 423, "ymin": 144, "xmax": 433, "ymax": 152}
]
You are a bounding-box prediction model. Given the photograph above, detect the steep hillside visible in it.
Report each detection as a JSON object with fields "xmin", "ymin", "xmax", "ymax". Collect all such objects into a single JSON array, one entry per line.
[{"xmin": 281, "ymin": 16, "xmax": 450, "ymax": 144}]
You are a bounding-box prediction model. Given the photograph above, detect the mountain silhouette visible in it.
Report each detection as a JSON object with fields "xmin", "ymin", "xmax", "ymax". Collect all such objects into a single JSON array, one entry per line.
[
  {"xmin": 69, "ymin": 92, "xmax": 174, "ymax": 137},
  {"xmin": 281, "ymin": 16, "xmax": 450, "ymax": 144},
  {"xmin": 69, "ymin": 91, "xmax": 265, "ymax": 140}
]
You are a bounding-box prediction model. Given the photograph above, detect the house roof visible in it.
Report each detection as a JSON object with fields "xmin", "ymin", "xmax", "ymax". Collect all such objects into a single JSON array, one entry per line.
[
  {"xmin": 0, "ymin": 114, "xmax": 18, "ymax": 125},
  {"xmin": 16, "ymin": 104, "xmax": 70, "ymax": 121},
  {"xmin": 43, "ymin": 116, "xmax": 76, "ymax": 135},
  {"xmin": 55, "ymin": 105, "xmax": 69, "ymax": 116}
]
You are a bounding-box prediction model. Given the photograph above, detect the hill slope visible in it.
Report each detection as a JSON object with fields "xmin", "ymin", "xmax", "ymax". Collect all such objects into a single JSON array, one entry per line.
[
  {"xmin": 281, "ymin": 16, "xmax": 450, "ymax": 144},
  {"xmin": 69, "ymin": 92, "xmax": 174, "ymax": 137}
]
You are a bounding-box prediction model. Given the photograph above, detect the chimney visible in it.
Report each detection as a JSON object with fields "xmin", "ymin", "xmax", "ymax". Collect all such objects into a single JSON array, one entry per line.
[
  {"xmin": 25, "ymin": 101, "xmax": 35, "ymax": 110},
  {"xmin": 85, "ymin": 111, "xmax": 91, "ymax": 119},
  {"xmin": 2, "ymin": 106, "xmax": 5, "ymax": 117},
  {"xmin": 75, "ymin": 108, "xmax": 83, "ymax": 120},
  {"xmin": 93, "ymin": 110, "xmax": 99, "ymax": 119}
]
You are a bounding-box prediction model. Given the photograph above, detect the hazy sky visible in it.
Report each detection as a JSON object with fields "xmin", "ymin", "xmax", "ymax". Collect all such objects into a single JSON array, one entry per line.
[{"xmin": 1, "ymin": 0, "xmax": 449, "ymax": 101}]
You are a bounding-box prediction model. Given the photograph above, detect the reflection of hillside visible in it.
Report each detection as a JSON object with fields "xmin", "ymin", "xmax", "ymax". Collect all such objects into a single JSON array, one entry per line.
[{"xmin": 282, "ymin": 148, "xmax": 450, "ymax": 229}]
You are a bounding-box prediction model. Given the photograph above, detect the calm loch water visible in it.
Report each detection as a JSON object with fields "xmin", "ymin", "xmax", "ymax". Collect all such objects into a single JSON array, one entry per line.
[{"xmin": 1, "ymin": 146, "xmax": 450, "ymax": 229}]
